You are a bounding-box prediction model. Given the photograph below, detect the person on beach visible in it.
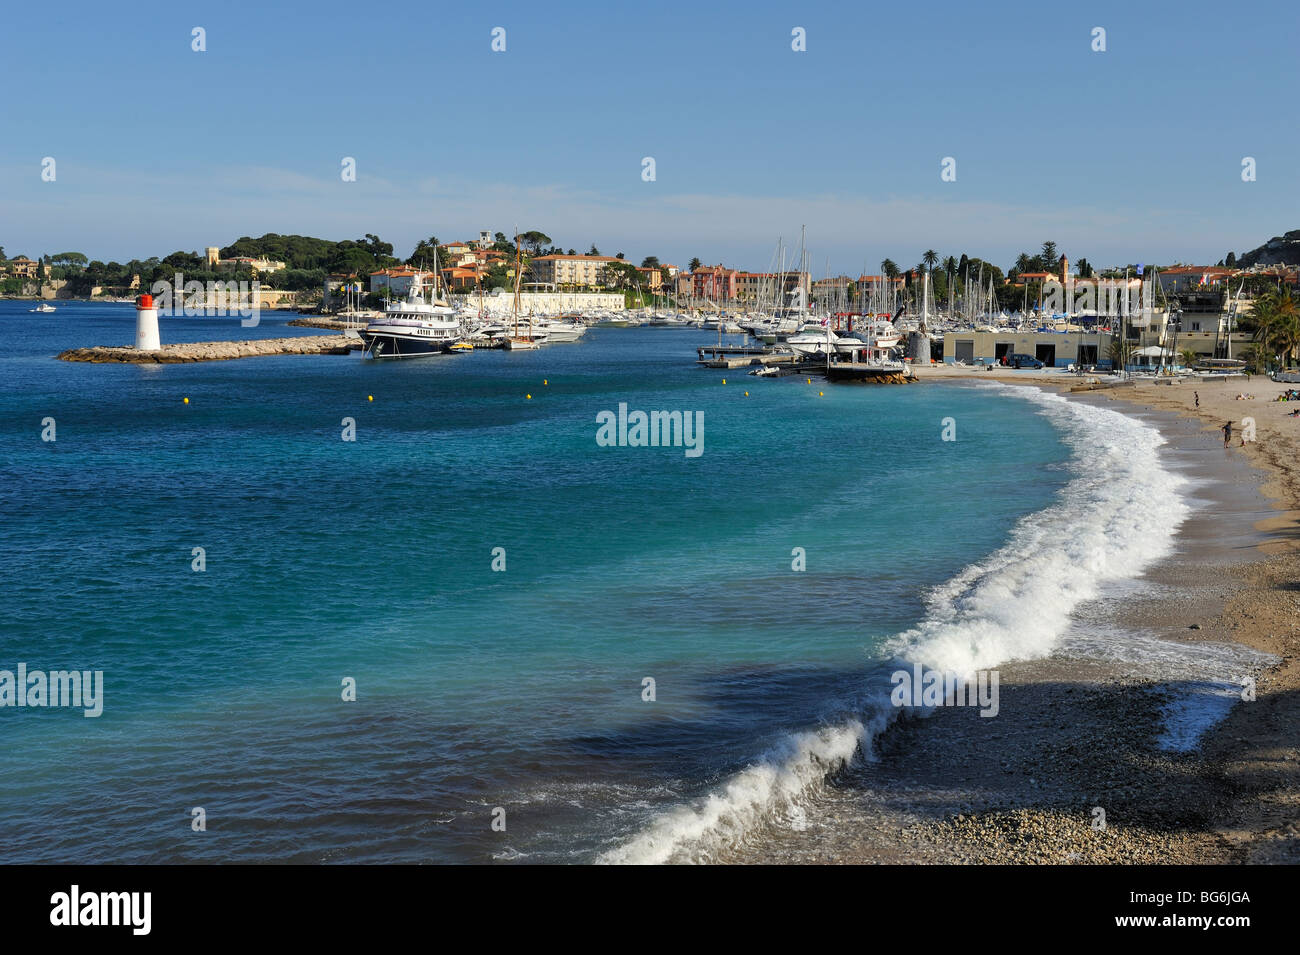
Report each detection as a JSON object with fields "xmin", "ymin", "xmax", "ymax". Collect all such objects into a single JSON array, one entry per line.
[
  {"xmin": 1223, "ymin": 421, "xmax": 1233, "ymax": 447},
  {"xmin": 1194, "ymin": 391, "xmax": 1200, "ymax": 409}
]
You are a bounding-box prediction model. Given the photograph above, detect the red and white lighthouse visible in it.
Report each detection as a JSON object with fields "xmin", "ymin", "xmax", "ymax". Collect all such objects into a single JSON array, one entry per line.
[{"xmin": 134, "ymin": 293, "xmax": 160, "ymax": 351}]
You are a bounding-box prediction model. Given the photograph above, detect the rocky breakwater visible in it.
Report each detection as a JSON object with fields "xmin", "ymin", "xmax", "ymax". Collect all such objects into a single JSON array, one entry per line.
[{"xmin": 57, "ymin": 336, "xmax": 360, "ymax": 363}]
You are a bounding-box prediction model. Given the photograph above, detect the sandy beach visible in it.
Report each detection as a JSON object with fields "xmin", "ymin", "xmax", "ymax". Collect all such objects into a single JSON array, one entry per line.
[{"xmin": 736, "ymin": 368, "xmax": 1300, "ymax": 864}]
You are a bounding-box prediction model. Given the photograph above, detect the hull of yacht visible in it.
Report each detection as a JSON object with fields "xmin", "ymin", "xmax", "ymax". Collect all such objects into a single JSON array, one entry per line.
[
  {"xmin": 359, "ymin": 326, "xmax": 460, "ymax": 358},
  {"xmin": 536, "ymin": 322, "xmax": 586, "ymax": 343},
  {"xmin": 504, "ymin": 334, "xmax": 548, "ymax": 350},
  {"xmin": 787, "ymin": 335, "xmax": 838, "ymax": 358}
]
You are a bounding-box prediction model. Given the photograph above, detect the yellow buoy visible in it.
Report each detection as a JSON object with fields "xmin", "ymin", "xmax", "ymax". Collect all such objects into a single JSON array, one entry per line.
[
  {"xmin": 183, "ymin": 397, "xmax": 189, "ymax": 404},
  {"xmin": 819, "ymin": 391, "xmax": 824, "ymax": 396},
  {"xmin": 722, "ymin": 379, "xmax": 726, "ymax": 384},
  {"xmin": 368, "ymin": 395, "xmax": 373, "ymax": 402},
  {"xmin": 543, "ymin": 379, "xmax": 548, "ymax": 386},
  {"xmin": 744, "ymin": 391, "xmax": 749, "ymax": 396},
  {"xmin": 526, "ymin": 394, "xmax": 532, "ymax": 399},
  {"xmin": 807, "ymin": 378, "xmax": 812, "ymax": 384}
]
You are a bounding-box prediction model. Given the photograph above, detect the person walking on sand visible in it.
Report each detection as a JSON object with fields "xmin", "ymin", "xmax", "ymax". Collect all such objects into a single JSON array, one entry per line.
[
  {"xmin": 1194, "ymin": 391, "xmax": 1200, "ymax": 409},
  {"xmin": 1223, "ymin": 421, "xmax": 1233, "ymax": 447}
]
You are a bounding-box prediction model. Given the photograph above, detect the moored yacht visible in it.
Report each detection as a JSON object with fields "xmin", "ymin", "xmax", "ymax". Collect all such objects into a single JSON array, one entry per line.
[
  {"xmin": 359, "ymin": 273, "xmax": 462, "ymax": 358},
  {"xmin": 533, "ymin": 316, "xmax": 586, "ymax": 342}
]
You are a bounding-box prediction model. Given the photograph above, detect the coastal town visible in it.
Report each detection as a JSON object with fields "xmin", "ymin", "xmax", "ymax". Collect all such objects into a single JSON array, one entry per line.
[{"xmin": 10, "ymin": 228, "xmax": 1300, "ymax": 374}]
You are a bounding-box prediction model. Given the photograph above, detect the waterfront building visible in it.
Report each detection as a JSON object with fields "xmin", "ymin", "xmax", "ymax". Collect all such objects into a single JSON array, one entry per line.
[
  {"xmin": 369, "ymin": 267, "xmax": 419, "ymax": 296},
  {"xmin": 528, "ymin": 253, "xmax": 624, "ymax": 289},
  {"xmin": 204, "ymin": 247, "xmax": 286, "ymax": 274},
  {"xmin": 1157, "ymin": 266, "xmax": 1236, "ymax": 293},
  {"xmin": 8, "ymin": 256, "xmax": 40, "ymax": 279}
]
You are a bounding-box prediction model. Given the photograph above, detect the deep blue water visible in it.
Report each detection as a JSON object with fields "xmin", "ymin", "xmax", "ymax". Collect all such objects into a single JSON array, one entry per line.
[{"xmin": 0, "ymin": 300, "xmax": 1071, "ymax": 862}]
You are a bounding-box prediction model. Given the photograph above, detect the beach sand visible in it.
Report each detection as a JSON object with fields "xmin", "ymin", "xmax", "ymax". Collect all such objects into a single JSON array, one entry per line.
[{"xmin": 739, "ymin": 369, "xmax": 1300, "ymax": 864}]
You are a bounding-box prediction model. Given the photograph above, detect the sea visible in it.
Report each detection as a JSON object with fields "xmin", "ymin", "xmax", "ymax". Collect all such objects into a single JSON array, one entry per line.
[{"xmin": 0, "ymin": 300, "xmax": 1194, "ymax": 863}]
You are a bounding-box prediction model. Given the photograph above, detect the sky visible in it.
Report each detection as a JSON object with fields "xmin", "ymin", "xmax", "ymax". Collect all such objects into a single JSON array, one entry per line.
[{"xmin": 1, "ymin": 0, "xmax": 1296, "ymax": 275}]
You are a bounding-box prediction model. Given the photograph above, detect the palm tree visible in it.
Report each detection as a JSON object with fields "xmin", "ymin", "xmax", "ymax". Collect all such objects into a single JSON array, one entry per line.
[
  {"xmin": 880, "ymin": 259, "xmax": 899, "ymax": 280},
  {"xmin": 1248, "ymin": 287, "xmax": 1300, "ymax": 369},
  {"xmin": 1239, "ymin": 342, "xmax": 1271, "ymax": 374},
  {"xmin": 922, "ymin": 249, "xmax": 939, "ymax": 270},
  {"xmin": 1015, "ymin": 253, "xmax": 1033, "ymax": 274},
  {"xmin": 1178, "ymin": 348, "xmax": 1198, "ymax": 368},
  {"xmin": 1108, "ymin": 336, "xmax": 1135, "ymax": 371}
]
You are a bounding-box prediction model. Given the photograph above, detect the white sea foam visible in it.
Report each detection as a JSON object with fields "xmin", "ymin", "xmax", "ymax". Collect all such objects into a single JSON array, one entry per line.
[{"xmin": 599, "ymin": 385, "xmax": 1193, "ymax": 865}]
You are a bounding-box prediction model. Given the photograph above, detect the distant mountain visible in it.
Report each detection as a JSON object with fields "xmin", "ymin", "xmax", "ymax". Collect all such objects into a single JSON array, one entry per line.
[{"xmin": 1239, "ymin": 229, "xmax": 1300, "ymax": 267}]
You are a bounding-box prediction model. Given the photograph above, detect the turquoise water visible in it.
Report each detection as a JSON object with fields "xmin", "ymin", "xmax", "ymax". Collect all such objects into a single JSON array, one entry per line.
[{"xmin": 0, "ymin": 300, "xmax": 1071, "ymax": 862}]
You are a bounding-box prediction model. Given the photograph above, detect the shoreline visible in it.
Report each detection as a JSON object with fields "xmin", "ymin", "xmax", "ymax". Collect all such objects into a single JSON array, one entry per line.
[
  {"xmin": 735, "ymin": 373, "xmax": 1299, "ymax": 864},
  {"xmin": 914, "ymin": 374, "xmax": 1299, "ymax": 863}
]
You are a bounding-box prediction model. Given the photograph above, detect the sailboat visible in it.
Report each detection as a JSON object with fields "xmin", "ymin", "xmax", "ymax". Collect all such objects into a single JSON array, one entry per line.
[{"xmin": 504, "ymin": 233, "xmax": 547, "ymax": 349}]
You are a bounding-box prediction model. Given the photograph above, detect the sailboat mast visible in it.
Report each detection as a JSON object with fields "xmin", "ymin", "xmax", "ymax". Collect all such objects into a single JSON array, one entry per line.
[{"xmin": 513, "ymin": 230, "xmax": 521, "ymax": 336}]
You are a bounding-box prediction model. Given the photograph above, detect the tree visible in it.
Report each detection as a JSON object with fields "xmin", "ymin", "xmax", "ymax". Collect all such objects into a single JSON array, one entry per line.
[
  {"xmin": 922, "ymin": 249, "xmax": 939, "ymax": 270},
  {"xmin": 688, "ymin": 257, "xmax": 701, "ymax": 272},
  {"xmin": 1015, "ymin": 253, "xmax": 1033, "ymax": 275},
  {"xmin": 1108, "ymin": 336, "xmax": 1135, "ymax": 369},
  {"xmin": 1076, "ymin": 258, "xmax": 1094, "ymax": 279},
  {"xmin": 49, "ymin": 252, "xmax": 88, "ymax": 269},
  {"xmin": 567, "ymin": 249, "xmax": 576, "ymax": 255},
  {"xmin": 361, "ymin": 234, "xmax": 395, "ymax": 261},
  {"xmin": 641, "ymin": 256, "xmax": 660, "ymax": 269},
  {"xmin": 1246, "ymin": 286, "xmax": 1300, "ymax": 369},
  {"xmin": 406, "ymin": 236, "xmax": 441, "ymax": 265},
  {"xmin": 1041, "ymin": 241, "xmax": 1059, "ymax": 270},
  {"xmin": 587, "ymin": 244, "xmax": 601, "ymax": 256},
  {"xmin": 519, "ymin": 231, "xmax": 552, "ymax": 255},
  {"xmin": 615, "ymin": 251, "xmax": 625, "ymax": 259},
  {"xmin": 599, "ymin": 261, "xmax": 640, "ymax": 290},
  {"xmin": 964, "ymin": 258, "xmax": 1004, "ymax": 284},
  {"xmin": 1178, "ymin": 348, "xmax": 1198, "ymax": 368},
  {"xmin": 880, "ymin": 259, "xmax": 899, "ymax": 280},
  {"xmin": 1225, "ymin": 251, "xmax": 1237, "ymax": 268},
  {"xmin": 163, "ymin": 250, "xmax": 203, "ymax": 270},
  {"xmin": 1239, "ymin": 342, "xmax": 1271, "ymax": 373}
]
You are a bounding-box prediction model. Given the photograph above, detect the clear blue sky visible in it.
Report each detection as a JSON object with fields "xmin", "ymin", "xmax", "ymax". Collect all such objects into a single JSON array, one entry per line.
[{"xmin": 1, "ymin": 0, "xmax": 1295, "ymax": 274}]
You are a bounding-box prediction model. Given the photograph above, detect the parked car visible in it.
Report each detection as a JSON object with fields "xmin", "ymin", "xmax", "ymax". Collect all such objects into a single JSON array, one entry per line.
[{"xmin": 1008, "ymin": 353, "xmax": 1044, "ymax": 369}]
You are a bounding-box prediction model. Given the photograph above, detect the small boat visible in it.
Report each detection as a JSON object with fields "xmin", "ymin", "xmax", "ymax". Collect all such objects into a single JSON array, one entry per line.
[
  {"xmin": 31, "ymin": 303, "xmax": 57, "ymax": 313},
  {"xmin": 503, "ymin": 333, "xmax": 547, "ymax": 350},
  {"xmin": 1193, "ymin": 358, "xmax": 1247, "ymax": 374}
]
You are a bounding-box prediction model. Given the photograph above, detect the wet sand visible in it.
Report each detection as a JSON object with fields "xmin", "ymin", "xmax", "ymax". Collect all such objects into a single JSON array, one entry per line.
[{"xmin": 740, "ymin": 371, "xmax": 1300, "ymax": 864}]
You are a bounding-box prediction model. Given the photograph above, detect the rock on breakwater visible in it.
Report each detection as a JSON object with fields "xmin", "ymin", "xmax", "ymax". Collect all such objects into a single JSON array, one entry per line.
[{"xmin": 57, "ymin": 336, "xmax": 360, "ymax": 363}]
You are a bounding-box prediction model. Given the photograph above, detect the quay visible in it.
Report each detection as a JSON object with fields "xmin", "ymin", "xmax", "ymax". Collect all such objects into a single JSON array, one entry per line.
[
  {"xmin": 824, "ymin": 363, "xmax": 915, "ymax": 384},
  {"xmin": 57, "ymin": 335, "xmax": 361, "ymax": 363},
  {"xmin": 697, "ymin": 344, "xmax": 795, "ymax": 369}
]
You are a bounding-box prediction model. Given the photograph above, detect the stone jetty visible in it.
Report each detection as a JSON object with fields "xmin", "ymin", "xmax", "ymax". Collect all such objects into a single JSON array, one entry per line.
[
  {"xmin": 57, "ymin": 335, "xmax": 360, "ymax": 363},
  {"xmin": 288, "ymin": 317, "xmax": 355, "ymax": 330}
]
